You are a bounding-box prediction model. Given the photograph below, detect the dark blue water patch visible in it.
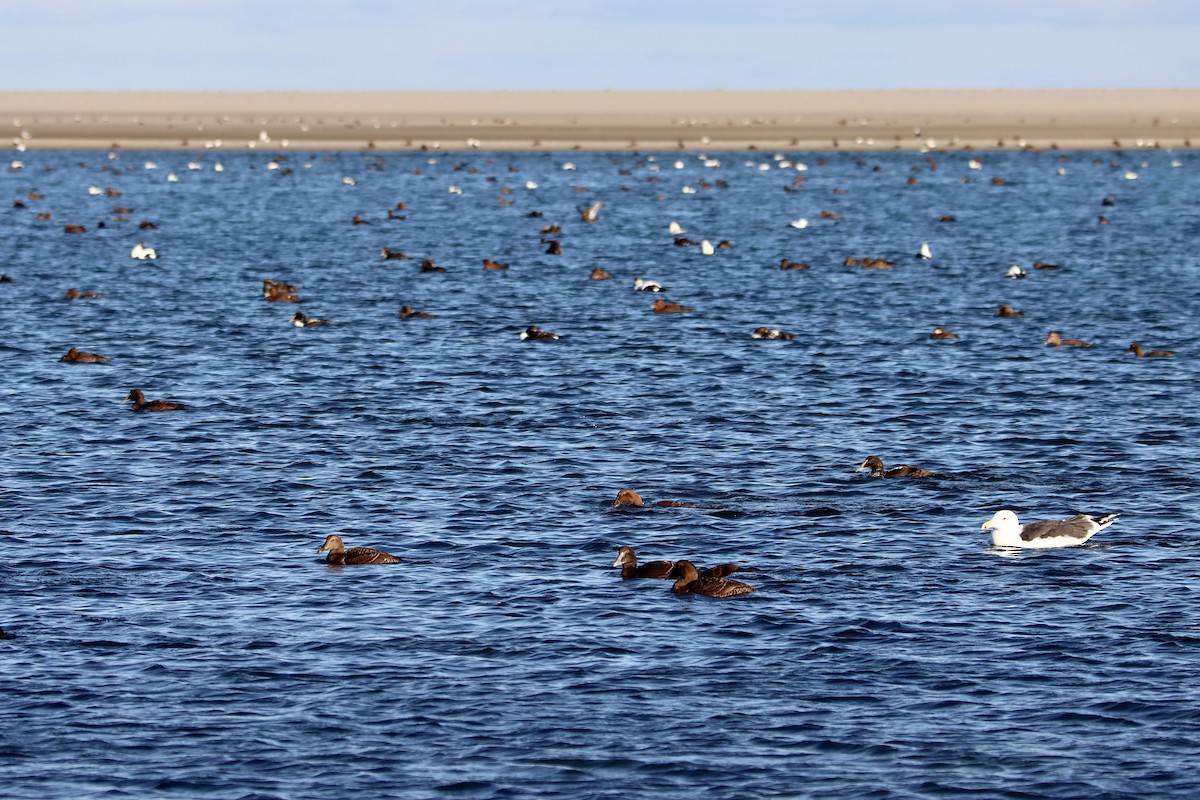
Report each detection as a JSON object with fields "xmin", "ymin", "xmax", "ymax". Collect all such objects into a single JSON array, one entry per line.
[{"xmin": 2, "ymin": 148, "xmax": 1200, "ymax": 800}]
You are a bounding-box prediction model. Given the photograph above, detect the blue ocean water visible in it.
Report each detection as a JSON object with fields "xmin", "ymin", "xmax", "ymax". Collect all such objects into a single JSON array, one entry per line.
[{"xmin": 2, "ymin": 146, "xmax": 1199, "ymax": 799}]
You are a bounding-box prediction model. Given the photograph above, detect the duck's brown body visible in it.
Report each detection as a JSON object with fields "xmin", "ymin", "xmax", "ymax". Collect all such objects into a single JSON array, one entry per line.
[
  {"xmin": 671, "ymin": 560, "xmax": 756, "ymax": 598},
  {"xmin": 61, "ymin": 347, "xmax": 110, "ymax": 363},
  {"xmin": 318, "ymin": 534, "xmax": 400, "ymax": 564},
  {"xmin": 856, "ymin": 455, "xmax": 935, "ymax": 478},
  {"xmin": 125, "ymin": 389, "xmax": 184, "ymax": 412},
  {"xmin": 1127, "ymin": 342, "xmax": 1175, "ymax": 358},
  {"xmin": 612, "ymin": 546, "xmax": 676, "ymax": 579}
]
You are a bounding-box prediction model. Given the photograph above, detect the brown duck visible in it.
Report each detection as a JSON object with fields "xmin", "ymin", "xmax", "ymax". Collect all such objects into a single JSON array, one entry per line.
[
  {"xmin": 61, "ymin": 347, "xmax": 110, "ymax": 364},
  {"xmin": 318, "ymin": 534, "xmax": 400, "ymax": 565},
  {"xmin": 855, "ymin": 455, "xmax": 935, "ymax": 478},
  {"xmin": 671, "ymin": 560, "xmax": 756, "ymax": 598},
  {"xmin": 125, "ymin": 389, "xmax": 185, "ymax": 412}
]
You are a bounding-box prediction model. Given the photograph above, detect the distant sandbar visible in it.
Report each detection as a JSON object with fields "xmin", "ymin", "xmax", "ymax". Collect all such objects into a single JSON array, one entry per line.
[{"xmin": 3, "ymin": 89, "xmax": 1197, "ymax": 151}]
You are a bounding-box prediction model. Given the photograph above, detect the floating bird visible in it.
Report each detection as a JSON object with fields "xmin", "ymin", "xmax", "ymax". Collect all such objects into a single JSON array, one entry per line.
[
  {"xmin": 482, "ymin": 258, "xmax": 509, "ymax": 270},
  {"xmin": 612, "ymin": 546, "xmax": 676, "ymax": 579},
  {"xmin": 668, "ymin": 220, "xmax": 686, "ymax": 235},
  {"xmin": 291, "ymin": 311, "xmax": 330, "ymax": 327},
  {"xmin": 381, "ymin": 247, "xmax": 410, "ymax": 260},
  {"xmin": 633, "ymin": 277, "xmax": 664, "ymax": 292},
  {"xmin": 788, "ymin": 218, "xmax": 809, "ymax": 229},
  {"xmin": 751, "ymin": 326, "xmax": 794, "ymax": 340},
  {"xmin": 130, "ymin": 243, "xmax": 157, "ymax": 260},
  {"xmin": 61, "ymin": 347, "xmax": 110, "ymax": 364},
  {"xmin": 1126, "ymin": 342, "xmax": 1175, "ymax": 358},
  {"xmin": 1032, "ymin": 260, "xmax": 1060, "ymax": 270},
  {"xmin": 125, "ymin": 389, "xmax": 185, "ymax": 412},
  {"xmin": 590, "ymin": 267, "xmax": 613, "ymax": 280},
  {"xmin": 545, "ymin": 241, "xmax": 562, "ymax": 255},
  {"xmin": 779, "ymin": 258, "xmax": 810, "ymax": 270},
  {"xmin": 700, "ymin": 239, "xmax": 715, "ymax": 255},
  {"xmin": 63, "ymin": 288, "xmax": 105, "ymax": 300},
  {"xmin": 317, "ymin": 534, "xmax": 400, "ymax": 564},
  {"xmin": 399, "ymin": 305, "xmax": 434, "ymax": 320},
  {"xmin": 611, "ymin": 489, "xmax": 695, "ymax": 508},
  {"xmin": 916, "ymin": 243, "xmax": 932, "ymax": 259},
  {"xmin": 652, "ymin": 299, "xmax": 692, "ymax": 313},
  {"xmin": 855, "ymin": 455, "xmax": 935, "ymax": 478},
  {"xmin": 263, "ymin": 279, "xmax": 302, "ymax": 303},
  {"xmin": 982, "ymin": 510, "xmax": 1119, "ymax": 549},
  {"xmin": 994, "ymin": 305, "xmax": 1023, "ymax": 317},
  {"xmin": 519, "ymin": 325, "xmax": 560, "ymax": 341},
  {"xmin": 1006, "ymin": 265, "xmax": 1027, "ymax": 279},
  {"xmin": 1045, "ymin": 331, "xmax": 1090, "ymax": 347},
  {"xmin": 671, "ymin": 560, "xmax": 756, "ymax": 598},
  {"xmin": 419, "ymin": 259, "xmax": 446, "ymax": 272},
  {"xmin": 930, "ymin": 327, "xmax": 960, "ymax": 340}
]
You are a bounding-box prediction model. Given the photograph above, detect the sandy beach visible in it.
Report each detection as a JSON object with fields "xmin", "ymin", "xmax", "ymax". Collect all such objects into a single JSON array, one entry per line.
[{"xmin": 3, "ymin": 89, "xmax": 1198, "ymax": 151}]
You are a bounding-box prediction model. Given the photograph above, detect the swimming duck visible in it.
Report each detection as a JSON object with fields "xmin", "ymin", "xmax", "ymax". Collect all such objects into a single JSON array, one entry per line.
[
  {"xmin": 124, "ymin": 389, "xmax": 185, "ymax": 412},
  {"xmin": 419, "ymin": 259, "xmax": 446, "ymax": 272},
  {"xmin": 612, "ymin": 546, "xmax": 676, "ymax": 579},
  {"xmin": 652, "ymin": 299, "xmax": 692, "ymax": 314},
  {"xmin": 752, "ymin": 327, "xmax": 795, "ymax": 340},
  {"xmin": 671, "ymin": 560, "xmax": 756, "ymax": 598},
  {"xmin": 1006, "ymin": 265, "xmax": 1027, "ymax": 279},
  {"xmin": 916, "ymin": 243, "xmax": 932, "ymax": 259},
  {"xmin": 930, "ymin": 327, "xmax": 960, "ymax": 340},
  {"xmin": 633, "ymin": 277, "xmax": 664, "ymax": 292},
  {"xmin": 982, "ymin": 509, "xmax": 1119, "ymax": 549},
  {"xmin": 611, "ymin": 489, "xmax": 695, "ymax": 508},
  {"xmin": 263, "ymin": 279, "xmax": 302, "ymax": 303},
  {"xmin": 381, "ymin": 247, "xmax": 410, "ymax": 260},
  {"xmin": 779, "ymin": 258, "xmax": 810, "ymax": 270},
  {"xmin": 1045, "ymin": 331, "xmax": 1090, "ymax": 347},
  {"xmin": 519, "ymin": 325, "xmax": 560, "ymax": 341},
  {"xmin": 994, "ymin": 305, "xmax": 1023, "ymax": 317},
  {"xmin": 545, "ymin": 241, "xmax": 562, "ymax": 255},
  {"xmin": 290, "ymin": 311, "xmax": 330, "ymax": 327},
  {"xmin": 399, "ymin": 305, "xmax": 434, "ymax": 320},
  {"xmin": 483, "ymin": 258, "xmax": 509, "ymax": 270},
  {"xmin": 1126, "ymin": 342, "xmax": 1175, "ymax": 358},
  {"xmin": 63, "ymin": 288, "xmax": 105, "ymax": 300},
  {"xmin": 317, "ymin": 534, "xmax": 400, "ymax": 564},
  {"xmin": 61, "ymin": 347, "xmax": 110, "ymax": 364},
  {"xmin": 590, "ymin": 267, "xmax": 613, "ymax": 280},
  {"xmin": 855, "ymin": 455, "xmax": 935, "ymax": 478},
  {"xmin": 1032, "ymin": 260, "xmax": 1060, "ymax": 270},
  {"xmin": 130, "ymin": 243, "xmax": 157, "ymax": 260}
]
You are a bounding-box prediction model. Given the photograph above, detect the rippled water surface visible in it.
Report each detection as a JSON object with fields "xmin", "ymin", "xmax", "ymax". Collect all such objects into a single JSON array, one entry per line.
[{"xmin": 3, "ymin": 147, "xmax": 1200, "ymax": 799}]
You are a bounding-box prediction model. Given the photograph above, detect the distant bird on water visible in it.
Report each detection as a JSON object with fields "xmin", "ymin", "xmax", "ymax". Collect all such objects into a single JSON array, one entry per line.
[
  {"xmin": 1045, "ymin": 331, "xmax": 1089, "ymax": 347},
  {"xmin": 671, "ymin": 560, "xmax": 756, "ymax": 598},
  {"xmin": 317, "ymin": 534, "xmax": 400, "ymax": 564},
  {"xmin": 125, "ymin": 389, "xmax": 185, "ymax": 412},
  {"xmin": 1126, "ymin": 342, "xmax": 1175, "ymax": 358},
  {"xmin": 982, "ymin": 509, "xmax": 1119, "ymax": 549},
  {"xmin": 856, "ymin": 456, "xmax": 935, "ymax": 478}
]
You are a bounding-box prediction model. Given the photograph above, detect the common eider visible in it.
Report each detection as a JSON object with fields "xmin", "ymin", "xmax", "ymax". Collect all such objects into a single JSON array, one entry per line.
[
  {"xmin": 633, "ymin": 277, "xmax": 664, "ymax": 292},
  {"xmin": 519, "ymin": 325, "xmax": 560, "ymax": 341},
  {"xmin": 590, "ymin": 267, "xmax": 613, "ymax": 280},
  {"xmin": 290, "ymin": 311, "xmax": 330, "ymax": 327},
  {"xmin": 652, "ymin": 299, "xmax": 691, "ymax": 314},
  {"xmin": 381, "ymin": 248, "xmax": 410, "ymax": 260},
  {"xmin": 779, "ymin": 258, "xmax": 810, "ymax": 270},
  {"xmin": 671, "ymin": 560, "xmax": 756, "ymax": 598},
  {"xmin": 612, "ymin": 546, "xmax": 676, "ymax": 579},
  {"xmin": 930, "ymin": 327, "xmax": 960, "ymax": 340},
  {"xmin": 63, "ymin": 288, "xmax": 105, "ymax": 300},
  {"xmin": 611, "ymin": 489, "xmax": 696, "ymax": 508},
  {"xmin": 994, "ymin": 305, "xmax": 1023, "ymax": 317},
  {"xmin": 318, "ymin": 534, "xmax": 400, "ymax": 564},
  {"xmin": 61, "ymin": 347, "xmax": 110, "ymax": 364},
  {"xmin": 982, "ymin": 509, "xmax": 1119, "ymax": 549},
  {"xmin": 124, "ymin": 389, "xmax": 185, "ymax": 412},
  {"xmin": 855, "ymin": 455, "xmax": 935, "ymax": 478},
  {"xmin": 399, "ymin": 305, "xmax": 434, "ymax": 320},
  {"xmin": 1126, "ymin": 342, "xmax": 1175, "ymax": 358},
  {"xmin": 1045, "ymin": 331, "xmax": 1090, "ymax": 347},
  {"xmin": 751, "ymin": 326, "xmax": 795, "ymax": 340}
]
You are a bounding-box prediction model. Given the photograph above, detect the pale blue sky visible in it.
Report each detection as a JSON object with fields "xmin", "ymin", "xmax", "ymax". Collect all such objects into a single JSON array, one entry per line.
[{"xmin": 2, "ymin": 0, "xmax": 1198, "ymax": 90}]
